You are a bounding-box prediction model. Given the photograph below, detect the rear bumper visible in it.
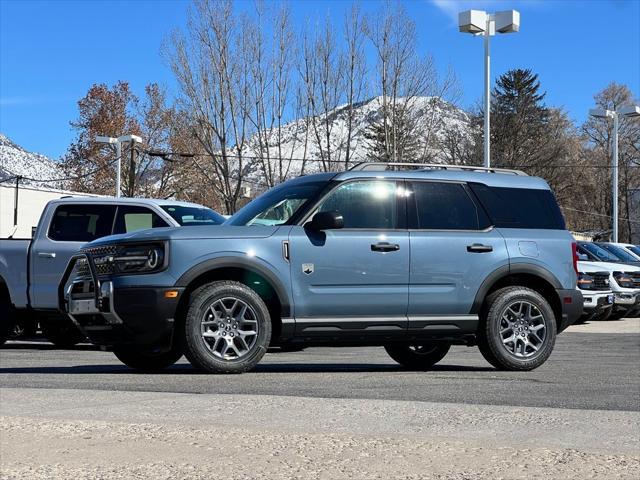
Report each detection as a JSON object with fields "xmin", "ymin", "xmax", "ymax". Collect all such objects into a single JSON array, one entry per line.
[{"xmin": 557, "ymin": 289, "xmax": 583, "ymax": 332}]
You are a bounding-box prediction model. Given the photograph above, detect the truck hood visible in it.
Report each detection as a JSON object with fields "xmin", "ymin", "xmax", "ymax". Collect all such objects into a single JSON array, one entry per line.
[
  {"xmin": 577, "ymin": 260, "xmax": 640, "ymax": 273},
  {"xmin": 85, "ymin": 225, "xmax": 279, "ymax": 247}
]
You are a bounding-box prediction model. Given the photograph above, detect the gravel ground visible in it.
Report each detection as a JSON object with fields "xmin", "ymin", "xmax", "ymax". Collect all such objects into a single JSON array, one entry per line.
[{"xmin": 1, "ymin": 318, "xmax": 639, "ymax": 479}]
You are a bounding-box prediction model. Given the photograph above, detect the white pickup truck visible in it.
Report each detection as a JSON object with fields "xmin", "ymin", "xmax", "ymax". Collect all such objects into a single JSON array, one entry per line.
[{"xmin": 0, "ymin": 197, "xmax": 225, "ymax": 346}]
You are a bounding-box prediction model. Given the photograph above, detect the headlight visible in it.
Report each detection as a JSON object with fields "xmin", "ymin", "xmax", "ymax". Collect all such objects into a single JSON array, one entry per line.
[
  {"xmin": 91, "ymin": 243, "xmax": 166, "ymax": 275},
  {"xmin": 577, "ymin": 273, "xmax": 594, "ymax": 290},
  {"xmin": 613, "ymin": 271, "xmax": 634, "ymax": 288}
]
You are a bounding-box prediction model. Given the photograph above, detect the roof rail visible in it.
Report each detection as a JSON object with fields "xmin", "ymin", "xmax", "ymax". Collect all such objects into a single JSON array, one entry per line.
[{"xmin": 348, "ymin": 162, "xmax": 527, "ymax": 176}]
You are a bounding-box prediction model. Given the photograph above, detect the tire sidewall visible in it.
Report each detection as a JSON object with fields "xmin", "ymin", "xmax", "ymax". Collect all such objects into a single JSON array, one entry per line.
[
  {"xmin": 184, "ymin": 281, "xmax": 271, "ymax": 373},
  {"xmin": 482, "ymin": 288, "xmax": 557, "ymax": 371}
]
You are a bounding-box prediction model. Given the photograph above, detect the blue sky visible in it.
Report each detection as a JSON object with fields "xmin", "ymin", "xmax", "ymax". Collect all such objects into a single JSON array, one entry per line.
[{"xmin": 1, "ymin": 0, "xmax": 638, "ymax": 159}]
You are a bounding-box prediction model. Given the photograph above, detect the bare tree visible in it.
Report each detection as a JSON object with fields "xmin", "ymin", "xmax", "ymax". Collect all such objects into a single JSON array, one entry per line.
[{"xmin": 165, "ymin": 0, "xmax": 253, "ymax": 213}]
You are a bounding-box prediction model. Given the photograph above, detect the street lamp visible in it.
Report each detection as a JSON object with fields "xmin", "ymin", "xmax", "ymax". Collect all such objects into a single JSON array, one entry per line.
[
  {"xmin": 459, "ymin": 10, "xmax": 520, "ymax": 168},
  {"xmin": 96, "ymin": 134, "xmax": 143, "ymax": 197},
  {"xmin": 589, "ymin": 105, "xmax": 640, "ymax": 242}
]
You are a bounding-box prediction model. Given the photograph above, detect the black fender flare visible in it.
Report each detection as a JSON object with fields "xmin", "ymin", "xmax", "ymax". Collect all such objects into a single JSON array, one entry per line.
[
  {"xmin": 470, "ymin": 263, "xmax": 563, "ymax": 314},
  {"xmin": 174, "ymin": 257, "xmax": 291, "ymax": 317}
]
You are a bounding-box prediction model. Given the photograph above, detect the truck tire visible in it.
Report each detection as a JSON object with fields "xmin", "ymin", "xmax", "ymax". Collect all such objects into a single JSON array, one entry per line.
[
  {"xmin": 41, "ymin": 320, "xmax": 86, "ymax": 348},
  {"xmin": 183, "ymin": 281, "xmax": 272, "ymax": 374},
  {"xmin": 478, "ymin": 286, "xmax": 557, "ymax": 371},
  {"xmin": 384, "ymin": 343, "xmax": 450, "ymax": 370},
  {"xmin": 0, "ymin": 297, "xmax": 11, "ymax": 346},
  {"xmin": 590, "ymin": 308, "xmax": 612, "ymax": 322},
  {"xmin": 114, "ymin": 345, "xmax": 183, "ymax": 373}
]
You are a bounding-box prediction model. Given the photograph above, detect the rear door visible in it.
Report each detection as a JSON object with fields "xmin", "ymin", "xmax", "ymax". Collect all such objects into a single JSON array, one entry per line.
[
  {"xmin": 407, "ymin": 180, "xmax": 508, "ymax": 329},
  {"xmin": 30, "ymin": 203, "xmax": 116, "ymax": 309},
  {"xmin": 288, "ymin": 179, "xmax": 410, "ymax": 336}
]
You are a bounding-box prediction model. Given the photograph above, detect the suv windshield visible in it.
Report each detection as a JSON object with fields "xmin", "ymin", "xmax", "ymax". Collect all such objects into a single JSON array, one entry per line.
[
  {"xmin": 579, "ymin": 242, "xmax": 623, "ymax": 262},
  {"xmin": 228, "ymin": 180, "xmax": 329, "ymax": 226},
  {"xmin": 161, "ymin": 205, "xmax": 225, "ymax": 226}
]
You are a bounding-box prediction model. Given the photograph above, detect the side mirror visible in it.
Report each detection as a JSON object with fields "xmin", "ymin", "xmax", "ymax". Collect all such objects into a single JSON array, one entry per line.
[{"xmin": 306, "ymin": 211, "xmax": 344, "ymax": 231}]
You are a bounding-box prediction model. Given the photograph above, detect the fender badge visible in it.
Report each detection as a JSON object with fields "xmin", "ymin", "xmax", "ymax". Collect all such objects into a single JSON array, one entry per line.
[{"xmin": 302, "ymin": 263, "xmax": 314, "ymax": 275}]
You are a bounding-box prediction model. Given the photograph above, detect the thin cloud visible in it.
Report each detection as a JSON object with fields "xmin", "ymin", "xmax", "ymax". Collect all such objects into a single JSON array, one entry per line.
[{"xmin": 430, "ymin": 0, "xmax": 543, "ymax": 24}]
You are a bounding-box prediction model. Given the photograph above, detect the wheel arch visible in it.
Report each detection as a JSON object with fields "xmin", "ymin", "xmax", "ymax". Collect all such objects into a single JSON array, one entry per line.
[
  {"xmin": 174, "ymin": 258, "xmax": 291, "ymax": 340},
  {"xmin": 471, "ymin": 264, "xmax": 563, "ymax": 329}
]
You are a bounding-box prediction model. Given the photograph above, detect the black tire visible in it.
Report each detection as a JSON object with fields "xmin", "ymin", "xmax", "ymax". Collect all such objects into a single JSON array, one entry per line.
[
  {"xmin": 9, "ymin": 318, "xmax": 37, "ymax": 339},
  {"xmin": 590, "ymin": 308, "xmax": 612, "ymax": 322},
  {"xmin": 41, "ymin": 320, "xmax": 86, "ymax": 348},
  {"xmin": 384, "ymin": 343, "xmax": 450, "ymax": 370},
  {"xmin": 478, "ymin": 286, "xmax": 557, "ymax": 371},
  {"xmin": 114, "ymin": 345, "xmax": 183, "ymax": 373},
  {"xmin": 0, "ymin": 296, "xmax": 11, "ymax": 346},
  {"xmin": 609, "ymin": 310, "xmax": 627, "ymax": 320},
  {"xmin": 183, "ymin": 281, "xmax": 271, "ymax": 374}
]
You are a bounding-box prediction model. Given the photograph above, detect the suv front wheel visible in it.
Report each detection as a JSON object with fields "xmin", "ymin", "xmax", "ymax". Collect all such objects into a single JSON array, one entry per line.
[
  {"xmin": 183, "ymin": 281, "xmax": 272, "ymax": 374},
  {"xmin": 478, "ymin": 286, "xmax": 557, "ymax": 371}
]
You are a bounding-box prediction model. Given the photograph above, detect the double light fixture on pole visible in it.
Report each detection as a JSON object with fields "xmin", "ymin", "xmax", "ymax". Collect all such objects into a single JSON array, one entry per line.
[
  {"xmin": 589, "ymin": 105, "xmax": 640, "ymax": 242},
  {"xmin": 95, "ymin": 134, "xmax": 143, "ymax": 198},
  {"xmin": 459, "ymin": 10, "xmax": 520, "ymax": 168}
]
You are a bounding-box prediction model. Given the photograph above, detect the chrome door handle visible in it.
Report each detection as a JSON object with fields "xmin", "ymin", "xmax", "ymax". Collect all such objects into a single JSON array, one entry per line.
[
  {"xmin": 466, "ymin": 244, "xmax": 493, "ymax": 253},
  {"xmin": 371, "ymin": 242, "xmax": 400, "ymax": 252},
  {"xmin": 37, "ymin": 252, "xmax": 56, "ymax": 258}
]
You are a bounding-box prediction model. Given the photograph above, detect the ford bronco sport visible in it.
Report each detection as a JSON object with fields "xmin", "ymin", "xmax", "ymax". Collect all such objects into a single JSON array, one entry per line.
[{"xmin": 60, "ymin": 163, "xmax": 582, "ymax": 373}]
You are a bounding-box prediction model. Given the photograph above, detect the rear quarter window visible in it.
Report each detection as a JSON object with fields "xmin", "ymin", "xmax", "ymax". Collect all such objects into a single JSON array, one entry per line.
[{"xmin": 468, "ymin": 183, "xmax": 566, "ymax": 230}]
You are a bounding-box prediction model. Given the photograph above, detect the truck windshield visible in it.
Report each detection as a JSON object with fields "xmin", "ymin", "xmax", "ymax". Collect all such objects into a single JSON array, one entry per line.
[
  {"xmin": 227, "ymin": 180, "xmax": 328, "ymax": 226},
  {"xmin": 161, "ymin": 206, "xmax": 225, "ymax": 226},
  {"xmin": 580, "ymin": 242, "xmax": 622, "ymax": 262},
  {"xmin": 597, "ymin": 243, "xmax": 639, "ymax": 262}
]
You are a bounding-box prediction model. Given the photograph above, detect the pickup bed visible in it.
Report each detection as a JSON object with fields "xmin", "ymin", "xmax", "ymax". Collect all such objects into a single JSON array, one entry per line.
[{"xmin": 0, "ymin": 197, "xmax": 224, "ymax": 346}]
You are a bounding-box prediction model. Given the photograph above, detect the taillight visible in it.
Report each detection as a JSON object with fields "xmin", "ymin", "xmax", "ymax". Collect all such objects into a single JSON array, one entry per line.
[{"xmin": 571, "ymin": 242, "xmax": 579, "ymax": 275}]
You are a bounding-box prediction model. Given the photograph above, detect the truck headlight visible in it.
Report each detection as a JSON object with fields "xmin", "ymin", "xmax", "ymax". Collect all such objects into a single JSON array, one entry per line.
[
  {"xmin": 613, "ymin": 272, "xmax": 634, "ymax": 289},
  {"xmin": 577, "ymin": 273, "xmax": 594, "ymax": 290}
]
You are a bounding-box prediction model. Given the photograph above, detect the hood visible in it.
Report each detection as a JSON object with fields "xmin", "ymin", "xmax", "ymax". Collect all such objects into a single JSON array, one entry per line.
[
  {"xmin": 577, "ymin": 260, "xmax": 640, "ymax": 273},
  {"xmin": 85, "ymin": 225, "xmax": 279, "ymax": 248}
]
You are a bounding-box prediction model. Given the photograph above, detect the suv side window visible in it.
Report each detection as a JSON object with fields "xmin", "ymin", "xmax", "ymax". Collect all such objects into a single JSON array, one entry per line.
[
  {"xmin": 48, "ymin": 204, "xmax": 117, "ymax": 242},
  {"xmin": 315, "ymin": 180, "xmax": 399, "ymax": 229},
  {"xmin": 113, "ymin": 206, "xmax": 169, "ymax": 234},
  {"xmin": 409, "ymin": 181, "xmax": 489, "ymax": 230}
]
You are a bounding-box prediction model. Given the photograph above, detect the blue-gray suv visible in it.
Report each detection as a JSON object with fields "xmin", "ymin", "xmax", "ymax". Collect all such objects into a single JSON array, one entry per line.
[{"xmin": 60, "ymin": 163, "xmax": 583, "ymax": 373}]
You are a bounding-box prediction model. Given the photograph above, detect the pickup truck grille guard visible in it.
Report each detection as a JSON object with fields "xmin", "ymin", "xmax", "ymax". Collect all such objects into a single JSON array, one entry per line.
[{"xmin": 58, "ymin": 253, "xmax": 124, "ymax": 331}]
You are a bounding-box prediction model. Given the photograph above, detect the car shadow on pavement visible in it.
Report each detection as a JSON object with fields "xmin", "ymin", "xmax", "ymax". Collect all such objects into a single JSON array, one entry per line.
[
  {"xmin": 1, "ymin": 342, "xmax": 100, "ymax": 351},
  {"xmin": 0, "ymin": 362, "xmax": 494, "ymax": 375}
]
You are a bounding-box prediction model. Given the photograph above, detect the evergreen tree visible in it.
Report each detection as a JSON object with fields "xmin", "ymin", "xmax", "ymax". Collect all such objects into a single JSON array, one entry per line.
[{"xmin": 363, "ymin": 102, "xmax": 422, "ymax": 162}]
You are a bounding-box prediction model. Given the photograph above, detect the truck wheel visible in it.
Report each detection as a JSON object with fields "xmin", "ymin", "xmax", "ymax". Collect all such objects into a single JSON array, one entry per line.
[
  {"xmin": 9, "ymin": 318, "xmax": 37, "ymax": 339},
  {"xmin": 113, "ymin": 345, "xmax": 183, "ymax": 373},
  {"xmin": 0, "ymin": 297, "xmax": 11, "ymax": 346},
  {"xmin": 41, "ymin": 320, "xmax": 86, "ymax": 348},
  {"xmin": 384, "ymin": 343, "xmax": 450, "ymax": 370},
  {"xmin": 183, "ymin": 281, "xmax": 271, "ymax": 374},
  {"xmin": 478, "ymin": 286, "xmax": 557, "ymax": 371},
  {"xmin": 609, "ymin": 310, "xmax": 627, "ymax": 320},
  {"xmin": 590, "ymin": 308, "xmax": 612, "ymax": 322}
]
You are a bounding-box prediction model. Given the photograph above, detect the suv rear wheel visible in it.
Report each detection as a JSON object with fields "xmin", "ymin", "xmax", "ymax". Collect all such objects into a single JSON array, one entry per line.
[
  {"xmin": 384, "ymin": 343, "xmax": 450, "ymax": 370},
  {"xmin": 478, "ymin": 286, "xmax": 557, "ymax": 371},
  {"xmin": 183, "ymin": 281, "xmax": 271, "ymax": 374}
]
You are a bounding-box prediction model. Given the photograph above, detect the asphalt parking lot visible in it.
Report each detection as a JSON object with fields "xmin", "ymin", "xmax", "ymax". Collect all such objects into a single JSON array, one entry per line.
[{"xmin": 1, "ymin": 318, "xmax": 639, "ymax": 479}]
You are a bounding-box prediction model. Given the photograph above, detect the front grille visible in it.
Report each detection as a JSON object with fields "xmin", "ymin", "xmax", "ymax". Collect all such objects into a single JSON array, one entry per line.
[
  {"xmin": 592, "ymin": 272, "xmax": 611, "ymax": 290},
  {"xmin": 632, "ymin": 273, "xmax": 640, "ymax": 289},
  {"xmin": 77, "ymin": 245, "xmax": 118, "ymax": 277}
]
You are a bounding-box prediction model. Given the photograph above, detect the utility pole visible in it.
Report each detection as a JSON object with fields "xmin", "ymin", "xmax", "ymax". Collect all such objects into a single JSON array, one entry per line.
[
  {"xmin": 96, "ymin": 134, "xmax": 142, "ymax": 197},
  {"xmin": 129, "ymin": 143, "xmax": 137, "ymax": 197}
]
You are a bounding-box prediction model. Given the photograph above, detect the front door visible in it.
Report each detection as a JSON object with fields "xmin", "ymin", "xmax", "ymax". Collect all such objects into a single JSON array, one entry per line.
[{"xmin": 288, "ymin": 179, "xmax": 410, "ymax": 336}]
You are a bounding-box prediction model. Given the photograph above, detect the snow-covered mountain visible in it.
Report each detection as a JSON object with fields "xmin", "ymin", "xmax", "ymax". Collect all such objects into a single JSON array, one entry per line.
[
  {"xmin": 241, "ymin": 95, "xmax": 472, "ymax": 180},
  {"xmin": 0, "ymin": 134, "xmax": 66, "ymax": 189}
]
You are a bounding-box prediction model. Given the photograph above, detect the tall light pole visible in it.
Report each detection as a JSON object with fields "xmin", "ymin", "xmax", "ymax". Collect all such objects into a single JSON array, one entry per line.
[
  {"xmin": 589, "ymin": 105, "xmax": 640, "ymax": 242},
  {"xmin": 96, "ymin": 134, "xmax": 143, "ymax": 197},
  {"xmin": 459, "ymin": 10, "xmax": 520, "ymax": 168}
]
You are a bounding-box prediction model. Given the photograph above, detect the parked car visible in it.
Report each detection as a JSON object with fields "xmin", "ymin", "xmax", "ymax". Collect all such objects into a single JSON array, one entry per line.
[
  {"xmin": 60, "ymin": 163, "xmax": 583, "ymax": 373},
  {"xmin": 575, "ymin": 262, "xmax": 614, "ymax": 322},
  {"xmin": 616, "ymin": 243, "xmax": 640, "ymax": 261},
  {"xmin": 578, "ymin": 241, "xmax": 640, "ymax": 267},
  {"xmin": 576, "ymin": 244, "xmax": 640, "ymax": 319},
  {"xmin": 0, "ymin": 197, "xmax": 225, "ymax": 346}
]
